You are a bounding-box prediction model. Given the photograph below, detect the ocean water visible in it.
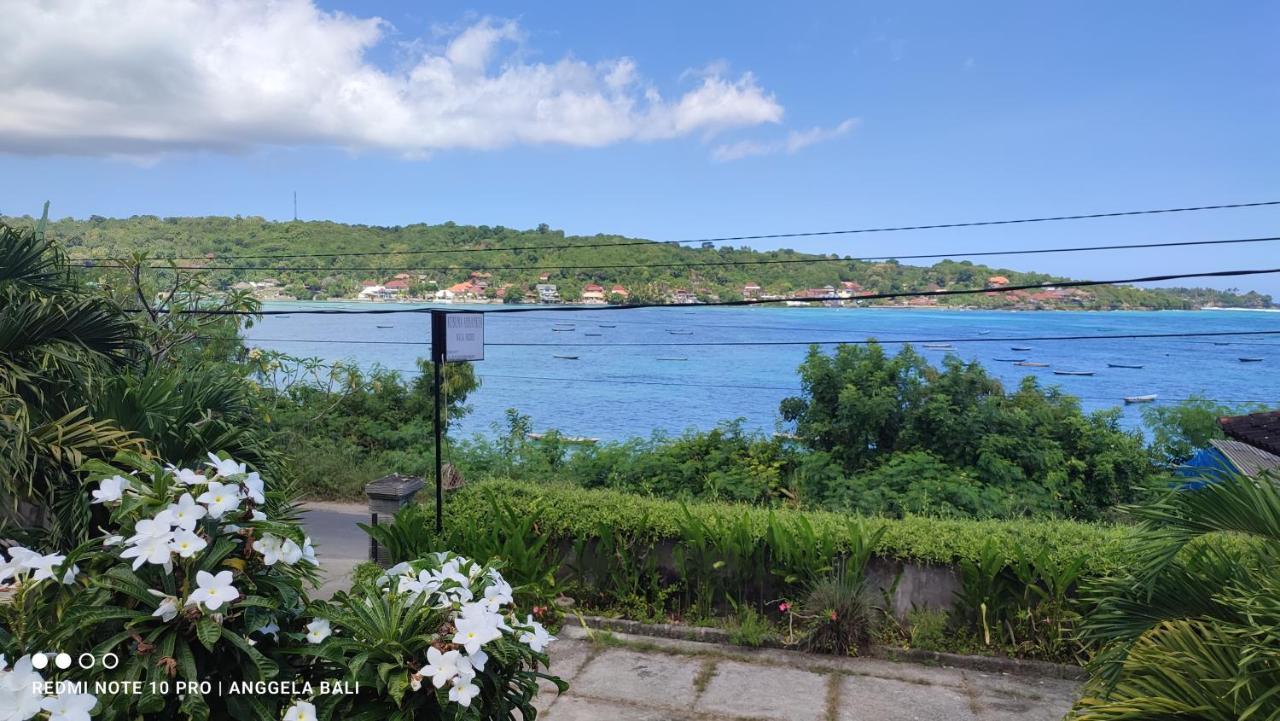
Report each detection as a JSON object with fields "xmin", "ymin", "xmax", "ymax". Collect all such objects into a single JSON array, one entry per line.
[{"xmin": 243, "ymin": 305, "xmax": 1280, "ymax": 442}]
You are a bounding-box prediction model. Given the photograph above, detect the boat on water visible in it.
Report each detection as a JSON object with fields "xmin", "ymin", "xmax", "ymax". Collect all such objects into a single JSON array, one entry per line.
[
  {"xmin": 657, "ymin": 357, "xmax": 689, "ymax": 361},
  {"xmin": 666, "ymin": 330, "xmax": 693, "ymax": 335},
  {"xmin": 275, "ymin": 315, "xmax": 291, "ymax": 318},
  {"xmin": 1015, "ymin": 362, "xmax": 1049, "ymax": 367},
  {"xmin": 553, "ymin": 355, "xmax": 579, "ymax": 360},
  {"xmin": 922, "ymin": 343, "xmax": 954, "ymax": 349},
  {"xmin": 551, "ymin": 328, "xmax": 575, "ymax": 332},
  {"xmin": 1010, "ymin": 346, "xmax": 1032, "ymax": 351},
  {"xmin": 1107, "ymin": 363, "xmax": 1144, "ymax": 369},
  {"xmin": 1240, "ymin": 357, "xmax": 1265, "ymax": 363},
  {"xmin": 1054, "ymin": 370, "xmax": 1096, "ymax": 376},
  {"xmin": 1213, "ymin": 342, "xmax": 1231, "ymax": 346},
  {"xmin": 375, "ymin": 325, "xmax": 394, "ymax": 329},
  {"xmin": 584, "ymin": 332, "xmax": 602, "ymax": 337},
  {"xmin": 994, "ymin": 357, "xmax": 1026, "ymax": 362},
  {"xmin": 598, "ymin": 324, "xmax": 617, "ymax": 328},
  {"xmin": 977, "ymin": 330, "xmax": 991, "ymax": 335},
  {"xmin": 1124, "ymin": 394, "xmax": 1158, "ymax": 404}
]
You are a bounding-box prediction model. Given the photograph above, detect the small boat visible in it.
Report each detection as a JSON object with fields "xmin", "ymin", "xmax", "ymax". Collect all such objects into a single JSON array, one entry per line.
[
  {"xmin": 1010, "ymin": 346, "xmax": 1032, "ymax": 351},
  {"xmin": 551, "ymin": 328, "xmax": 575, "ymax": 332},
  {"xmin": 977, "ymin": 330, "xmax": 991, "ymax": 335},
  {"xmin": 657, "ymin": 357, "xmax": 689, "ymax": 361},
  {"xmin": 275, "ymin": 314, "xmax": 291, "ymax": 318},
  {"xmin": 666, "ymin": 330, "xmax": 693, "ymax": 335},
  {"xmin": 994, "ymin": 357, "xmax": 1026, "ymax": 362},
  {"xmin": 1213, "ymin": 342, "xmax": 1231, "ymax": 346},
  {"xmin": 553, "ymin": 355, "xmax": 579, "ymax": 360},
  {"xmin": 1124, "ymin": 394, "xmax": 1158, "ymax": 404},
  {"xmin": 922, "ymin": 343, "xmax": 954, "ymax": 350},
  {"xmin": 584, "ymin": 332, "xmax": 602, "ymax": 337},
  {"xmin": 1240, "ymin": 357, "xmax": 1265, "ymax": 363},
  {"xmin": 1054, "ymin": 370, "xmax": 1096, "ymax": 376},
  {"xmin": 376, "ymin": 324, "xmax": 394, "ymax": 329},
  {"xmin": 527, "ymin": 433, "xmax": 598, "ymax": 444},
  {"xmin": 1107, "ymin": 363, "xmax": 1144, "ymax": 369},
  {"xmin": 598, "ymin": 324, "xmax": 617, "ymax": 328},
  {"xmin": 1015, "ymin": 362, "xmax": 1049, "ymax": 367}
]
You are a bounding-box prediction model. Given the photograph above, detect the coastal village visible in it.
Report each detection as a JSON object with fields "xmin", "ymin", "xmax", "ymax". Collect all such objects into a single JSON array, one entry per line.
[{"xmin": 233, "ymin": 270, "xmax": 1098, "ymax": 309}]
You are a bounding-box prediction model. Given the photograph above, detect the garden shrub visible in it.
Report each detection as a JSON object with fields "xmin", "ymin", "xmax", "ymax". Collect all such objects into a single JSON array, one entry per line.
[{"xmin": 0, "ymin": 455, "xmax": 563, "ymax": 721}]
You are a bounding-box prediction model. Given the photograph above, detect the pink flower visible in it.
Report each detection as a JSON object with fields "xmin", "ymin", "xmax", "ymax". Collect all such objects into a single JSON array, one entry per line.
[{"xmin": 778, "ymin": 601, "xmax": 790, "ymax": 613}]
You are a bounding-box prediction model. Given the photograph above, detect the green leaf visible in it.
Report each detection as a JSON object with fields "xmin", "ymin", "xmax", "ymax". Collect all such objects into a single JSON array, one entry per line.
[
  {"xmin": 220, "ymin": 627, "xmax": 279, "ymax": 681},
  {"xmin": 196, "ymin": 617, "xmax": 222, "ymax": 651},
  {"xmin": 174, "ymin": 637, "xmax": 200, "ymax": 682},
  {"xmin": 387, "ymin": 670, "xmax": 410, "ymax": 706}
]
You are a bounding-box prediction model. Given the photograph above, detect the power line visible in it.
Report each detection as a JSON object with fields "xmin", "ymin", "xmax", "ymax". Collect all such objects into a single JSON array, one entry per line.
[
  {"xmin": 83, "ymin": 234, "xmax": 1280, "ymax": 272},
  {"xmin": 231, "ymin": 329, "xmax": 1280, "ymax": 348},
  {"xmin": 155, "ymin": 266, "xmax": 1280, "ymax": 315},
  {"xmin": 70, "ymin": 199, "xmax": 1280, "ymax": 262}
]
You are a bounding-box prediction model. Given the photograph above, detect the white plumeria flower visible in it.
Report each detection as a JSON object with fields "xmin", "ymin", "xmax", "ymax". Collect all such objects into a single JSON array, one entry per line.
[
  {"xmin": 60, "ymin": 563, "xmax": 80, "ymax": 585},
  {"xmin": 0, "ymin": 547, "xmax": 32, "ymax": 584},
  {"xmin": 305, "ymin": 619, "xmax": 331, "ymax": 644},
  {"xmin": 481, "ymin": 580, "xmax": 513, "ymax": 611},
  {"xmin": 448, "ymin": 674, "xmax": 481, "ymax": 707},
  {"xmin": 1, "ymin": 656, "xmax": 45, "ymax": 721},
  {"xmin": 91, "ymin": 475, "xmax": 131, "ymax": 504},
  {"xmin": 23, "ymin": 552, "xmax": 67, "ymax": 582},
  {"xmin": 282, "ymin": 700, "xmax": 315, "ymax": 721},
  {"xmin": 149, "ymin": 590, "xmax": 180, "ymax": 622},
  {"xmin": 186, "ymin": 570, "xmax": 237, "ymax": 611},
  {"xmin": 168, "ymin": 466, "xmax": 208, "ymax": 486},
  {"xmin": 279, "ymin": 538, "xmax": 303, "ymax": 565},
  {"xmin": 519, "ymin": 616, "xmax": 556, "ymax": 653},
  {"xmin": 121, "ymin": 518, "xmax": 175, "ymax": 571},
  {"xmin": 196, "ymin": 481, "xmax": 241, "ymax": 518},
  {"xmin": 166, "ymin": 493, "xmax": 207, "ymax": 531},
  {"xmin": 453, "ymin": 610, "xmax": 503, "ymax": 655},
  {"xmin": 169, "ymin": 529, "xmax": 207, "ymax": 558},
  {"xmin": 468, "ymin": 649, "xmax": 488, "ymax": 672},
  {"xmin": 206, "ymin": 453, "xmax": 248, "ymax": 479},
  {"xmin": 41, "ymin": 692, "xmax": 98, "ymax": 721},
  {"xmin": 419, "ymin": 647, "xmax": 464, "ymax": 689},
  {"xmin": 251, "ymin": 510, "xmax": 267, "ymax": 522},
  {"xmin": 301, "ymin": 537, "xmax": 317, "ymax": 565},
  {"xmin": 253, "ymin": 621, "xmax": 280, "ymax": 640},
  {"xmin": 241, "ymin": 472, "xmax": 265, "ymax": 505}
]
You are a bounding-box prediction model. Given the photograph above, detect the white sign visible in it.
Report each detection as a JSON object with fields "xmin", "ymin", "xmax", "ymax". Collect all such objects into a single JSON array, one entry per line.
[{"xmin": 445, "ymin": 313, "xmax": 484, "ymax": 361}]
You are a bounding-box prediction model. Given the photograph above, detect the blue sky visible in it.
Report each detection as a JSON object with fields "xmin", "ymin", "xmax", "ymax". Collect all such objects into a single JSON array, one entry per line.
[{"xmin": 1, "ymin": 1, "xmax": 1277, "ymax": 293}]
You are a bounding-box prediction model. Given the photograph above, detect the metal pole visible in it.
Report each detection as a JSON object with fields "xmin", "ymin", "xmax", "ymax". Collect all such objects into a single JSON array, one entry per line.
[{"xmin": 430, "ymin": 311, "xmax": 446, "ymax": 534}]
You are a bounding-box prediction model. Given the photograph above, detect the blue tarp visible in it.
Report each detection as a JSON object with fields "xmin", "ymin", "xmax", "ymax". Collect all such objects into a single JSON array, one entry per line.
[{"xmin": 1174, "ymin": 447, "xmax": 1239, "ymax": 490}]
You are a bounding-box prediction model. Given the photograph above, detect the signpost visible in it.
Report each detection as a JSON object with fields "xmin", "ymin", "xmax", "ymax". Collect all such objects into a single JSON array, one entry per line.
[{"xmin": 429, "ymin": 310, "xmax": 483, "ymax": 532}]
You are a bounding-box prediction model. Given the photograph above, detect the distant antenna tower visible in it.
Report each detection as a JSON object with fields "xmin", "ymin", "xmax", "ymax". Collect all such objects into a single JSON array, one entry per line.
[{"xmin": 293, "ymin": 191, "xmax": 298, "ymax": 221}]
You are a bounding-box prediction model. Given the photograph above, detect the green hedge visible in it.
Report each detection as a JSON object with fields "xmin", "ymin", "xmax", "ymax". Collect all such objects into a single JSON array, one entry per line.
[{"xmin": 443, "ymin": 479, "xmax": 1137, "ymax": 575}]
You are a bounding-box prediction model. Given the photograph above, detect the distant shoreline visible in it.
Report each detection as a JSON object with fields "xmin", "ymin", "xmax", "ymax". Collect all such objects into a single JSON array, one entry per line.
[{"xmin": 256, "ymin": 299, "xmax": 1274, "ymax": 313}]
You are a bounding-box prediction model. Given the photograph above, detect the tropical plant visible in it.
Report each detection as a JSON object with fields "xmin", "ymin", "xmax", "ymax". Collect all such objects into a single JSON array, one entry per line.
[
  {"xmin": 301, "ymin": 553, "xmax": 566, "ymax": 720},
  {"xmin": 1071, "ymin": 472, "xmax": 1280, "ymax": 719},
  {"xmin": 0, "ymin": 216, "xmax": 144, "ymax": 542},
  {"xmin": 799, "ymin": 559, "xmax": 876, "ymax": 656},
  {"xmin": 0, "ymin": 452, "xmax": 316, "ymax": 720},
  {"xmin": 359, "ymin": 503, "xmax": 442, "ymax": 566}
]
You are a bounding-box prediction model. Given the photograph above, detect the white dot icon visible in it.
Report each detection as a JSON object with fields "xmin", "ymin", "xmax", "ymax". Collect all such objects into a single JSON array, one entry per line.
[
  {"xmin": 55, "ymin": 653, "xmax": 72, "ymax": 669},
  {"xmin": 30, "ymin": 654, "xmax": 49, "ymax": 669}
]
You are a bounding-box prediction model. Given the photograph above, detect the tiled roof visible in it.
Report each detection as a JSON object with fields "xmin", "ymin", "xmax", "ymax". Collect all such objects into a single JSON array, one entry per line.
[
  {"xmin": 1219, "ymin": 411, "xmax": 1280, "ymax": 456},
  {"xmin": 1210, "ymin": 439, "xmax": 1280, "ymax": 477}
]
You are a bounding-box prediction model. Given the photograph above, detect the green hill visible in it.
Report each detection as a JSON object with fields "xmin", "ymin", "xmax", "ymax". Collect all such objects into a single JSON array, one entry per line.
[{"xmin": 5, "ymin": 213, "xmax": 1272, "ymax": 309}]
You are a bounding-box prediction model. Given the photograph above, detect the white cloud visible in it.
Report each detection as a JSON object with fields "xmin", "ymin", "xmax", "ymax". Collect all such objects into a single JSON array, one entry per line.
[
  {"xmin": 711, "ymin": 118, "xmax": 859, "ymax": 162},
  {"xmin": 0, "ymin": 0, "xmax": 783, "ymax": 158}
]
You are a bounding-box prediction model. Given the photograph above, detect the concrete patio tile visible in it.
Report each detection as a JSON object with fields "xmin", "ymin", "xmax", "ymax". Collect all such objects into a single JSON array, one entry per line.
[
  {"xmin": 962, "ymin": 671, "xmax": 1079, "ymax": 721},
  {"xmin": 836, "ymin": 674, "xmax": 978, "ymax": 721},
  {"xmin": 544, "ymin": 696, "xmax": 699, "ymax": 721},
  {"xmin": 695, "ymin": 660, "xmax": 830, "ymax": 721},
  {"xmin": 570, "ymin": 647, "xmax": 702, "ymax": 710}
]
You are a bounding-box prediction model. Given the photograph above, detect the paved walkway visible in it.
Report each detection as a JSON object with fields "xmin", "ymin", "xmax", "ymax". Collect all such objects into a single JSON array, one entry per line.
[
  {"xmin": 538, "ymin": 627, "xmax": 1079, "ymax": 721},
  {"xmin": 300, "ymin": 502, "xmax": 369, "ymax": 598}
]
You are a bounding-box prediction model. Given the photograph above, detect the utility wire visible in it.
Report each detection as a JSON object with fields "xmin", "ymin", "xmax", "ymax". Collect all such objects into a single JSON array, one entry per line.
[
  {"xmin": 151, "ymin": 266, "xmax": 1280, "ymax": 315},
  {"xmin": 83, "ymin": 234, "xmax": 1280, "ymax": 272},
  {"xmin": 70, "ymin": 199, "xmax": 1280, "ymax": 262},
  {"xmin": 230, "ymin": 328, "xmax": 1280, "ymax": 348}
]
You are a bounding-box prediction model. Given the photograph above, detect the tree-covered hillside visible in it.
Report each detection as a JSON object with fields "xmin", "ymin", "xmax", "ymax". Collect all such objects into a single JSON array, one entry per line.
[{"xmin": 5, "ymin": 213, "xmax": 1272, "ymax": 309}]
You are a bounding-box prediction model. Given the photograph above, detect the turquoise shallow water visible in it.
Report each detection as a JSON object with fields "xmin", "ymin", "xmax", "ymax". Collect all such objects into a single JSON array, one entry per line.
[{"xmin": 243, "ymin": 304, "xmax": 1280, "ymax": 441}]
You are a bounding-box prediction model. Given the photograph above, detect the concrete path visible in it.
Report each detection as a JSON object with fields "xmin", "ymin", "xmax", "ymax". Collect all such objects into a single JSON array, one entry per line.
[
  {"xmin": 299, "ymin": 502, "xmax": 369, "ymax": 598},
  {"xmin": 537, "ymin": 626, "xmax": 1079, "ymax": 721}
]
